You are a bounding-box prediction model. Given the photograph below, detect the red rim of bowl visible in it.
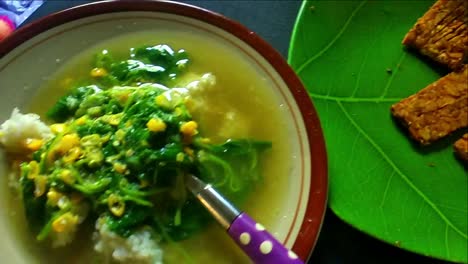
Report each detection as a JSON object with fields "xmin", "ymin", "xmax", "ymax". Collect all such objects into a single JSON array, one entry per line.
[{"xmin": 0, "ymin": 0, "xmax": 328, "ymax": 261}]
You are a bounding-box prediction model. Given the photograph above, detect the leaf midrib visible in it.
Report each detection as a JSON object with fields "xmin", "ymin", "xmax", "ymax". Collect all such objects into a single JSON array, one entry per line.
[
  {"xmin": 335, "ymin": 101, "xmax": 467, "ymax": 239},
  {"xmin": 296, "ymin": 0, "xmax": 368, "ymax": 74}
]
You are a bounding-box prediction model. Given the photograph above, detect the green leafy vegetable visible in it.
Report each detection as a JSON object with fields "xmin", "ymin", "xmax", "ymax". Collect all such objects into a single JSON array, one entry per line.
[
  {"xmin": 288, "ymin": 1, "xmax": 467, "ymax": 262},
  {"xmin": 19, "ymin": 44, "xmax": 271, "ymax": 248},
  {"xmin": 92, "ymin": 44, "xmax": 189, "ymax": 88}
]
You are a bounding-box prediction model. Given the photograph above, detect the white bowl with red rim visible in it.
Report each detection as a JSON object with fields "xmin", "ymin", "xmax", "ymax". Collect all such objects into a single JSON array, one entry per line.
[{"xmin": 0, "ymin": 1, "xmax": 328, "ymax": 262}]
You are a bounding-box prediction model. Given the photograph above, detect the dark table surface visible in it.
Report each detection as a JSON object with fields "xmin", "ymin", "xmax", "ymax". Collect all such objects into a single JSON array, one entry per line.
[{"xmin": 23, "ymin": 1, "xmax": 450, "ymax": 263}]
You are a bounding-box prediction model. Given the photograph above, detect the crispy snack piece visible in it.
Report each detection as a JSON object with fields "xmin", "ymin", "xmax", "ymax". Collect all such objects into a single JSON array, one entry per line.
[
  {"xmin": 402, "ymin": 0, "xmax": 467, "ymax": 70},
  {"xmin": 454, "ymin": 133, "xmax": 468, "ymax": 163},
  {"xmin": 391, "ymin": 65, "xmax": 468, "ymax": 145}
]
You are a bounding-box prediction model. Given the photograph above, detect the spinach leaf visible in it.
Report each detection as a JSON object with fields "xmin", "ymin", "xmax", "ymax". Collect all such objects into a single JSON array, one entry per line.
[
  {"xmin": 46, "ymin": 85, "xmax": 101, "ymax": 122},
  {"xmin": 20, "ymin": 165, "xmax": 47, "ymax": 233},
  {"xmin": 105, "ymin": 203, "xmax": 152, "ymax": 237}
]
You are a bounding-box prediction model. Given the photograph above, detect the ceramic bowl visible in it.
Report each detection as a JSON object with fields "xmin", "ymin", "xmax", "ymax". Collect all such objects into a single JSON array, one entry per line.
[{"xmin": 0, "ymin": 1, "xmax": 327, "ymax": 262}]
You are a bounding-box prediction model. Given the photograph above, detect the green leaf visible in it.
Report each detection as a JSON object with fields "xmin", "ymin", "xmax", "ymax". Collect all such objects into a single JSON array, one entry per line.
[{"xmin": 288, "ymin": 0, "xmax": 467, "ymax": 262}]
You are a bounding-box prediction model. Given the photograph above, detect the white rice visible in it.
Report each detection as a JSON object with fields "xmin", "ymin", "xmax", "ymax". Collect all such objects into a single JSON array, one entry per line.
[
  {"xmin": 0, "ymin": 108, "xmax": 52, "ymax": 153},
  {"xmin": 93, "ymin": 219, "xmax": 163, "ymax": 264}
]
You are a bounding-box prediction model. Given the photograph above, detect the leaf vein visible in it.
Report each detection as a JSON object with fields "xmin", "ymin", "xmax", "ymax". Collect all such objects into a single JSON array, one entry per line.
[
  {"xmin": 379, "ymin": 171, "xmax": 395, "ymax": 208},
  {"xmin": 310, "ymin": 92, "xmax": 402, "ymax": 103},
  {"xmin": 380, "ymin": 52, "xmax": 407, "ymax": 98},
  {"xmin": 336, "ymin": 101, "xmax": 467, "ymax": 239},
  {"xmin": 296, "ymin": 0, "xmax": 368, "ymax": 74}
]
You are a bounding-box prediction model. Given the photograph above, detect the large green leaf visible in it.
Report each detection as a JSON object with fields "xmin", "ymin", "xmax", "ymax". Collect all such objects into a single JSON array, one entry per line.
[{"xmin": 288, "ymin": 0, "xmax": 467, "ymax": 262}]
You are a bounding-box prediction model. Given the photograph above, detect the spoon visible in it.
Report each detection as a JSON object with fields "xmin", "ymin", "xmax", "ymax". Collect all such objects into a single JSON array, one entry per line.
[{"xmin": 185, "ymin": 174, "xmax": 304, "ymax": 264}]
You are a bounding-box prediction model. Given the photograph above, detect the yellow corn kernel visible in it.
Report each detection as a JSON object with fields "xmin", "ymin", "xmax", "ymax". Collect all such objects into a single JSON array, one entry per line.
[
  {"xmin": 115, "ymin": 129, "xmax": 126, "ymax": 141},
  {"xmin": 47, "ymin": 188, "xmax": 63, "ymax": 206},
  {"xmin": 113, "ymin": 162, "xmax": 127, "ymax": 174},
  {"xmin": 116, "ymin": 91, "xmax": 131, "ymax": 104},
  {"xmin": 184, "ymin": 147, "xmax": 194, "ymax": 157},
  {"xmin": 63, "ymin": 147, "xmax": 82, "ymax": 164},
  {"xmin": 57, "ymin": 133, "xmax": 80, "ymax": 154},
  {"xmin": 176, "ymin": 152, "xmax": 185, "ymax": 162},
  {"xmin": 27, "ymin": 160, "xmax": 39, "ymax": 179},
  {"xmin": 155, "ymin": 94, "xmax": 171, "ymax": 109},
  {"xmin": 146, "ymin": 118, "xmax": 166, "ymax": 133},
  {"xmin": 52, "ymin": 212, "xmax": 79, "ymax": 233},
  {"xmin": 180, "ymin": 121, "xmax": 198, "ymax": 137},
  {"xmin": 126, "ymin": 149, "xmax": 134, "ymax": 157},
  {"xmin": 76, "ymin": 115, "xmax": 88, "ymax": 125},
  {"xmin": 90, "ymin": 67, "xmax": 107, "ymax": 78},
  {"xmin": 108, "ymin": 114, "xmax": 122, "ymax": 126},
  {"xmin": 34, "ymin": 175, "xmax": 48, "ymax": 197},
  {"xmin": 50, "ymin": 123, "xmax": 66, "ymax": 134},
  {"xmin": 24, "ymin": 138, "xmax": 43, "ymax": 151},
  {"xmin": 108, "ymin": 194, "xmax": 125, "ymax": 217},
  {"xmin": 59, "ymin": 169, "xmax": 75, "ymax": 185}
]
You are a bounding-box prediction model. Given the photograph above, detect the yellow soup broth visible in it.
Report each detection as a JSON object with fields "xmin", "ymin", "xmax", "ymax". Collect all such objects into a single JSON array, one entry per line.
[{"xmin": 6, "ymin": 31, "xmax": 292, "ymax": 264}]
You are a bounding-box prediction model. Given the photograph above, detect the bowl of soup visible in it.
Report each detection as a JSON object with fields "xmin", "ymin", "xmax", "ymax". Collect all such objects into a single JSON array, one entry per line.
[{"xmin": 0, "ymin": 1, "xmax": 328, "ymax": 263}]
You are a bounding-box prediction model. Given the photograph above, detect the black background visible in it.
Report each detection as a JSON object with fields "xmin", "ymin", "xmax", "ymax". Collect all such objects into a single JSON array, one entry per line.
[{"xmin": 24, "ymin": 1, "xmax": 452, "ymax": 263}]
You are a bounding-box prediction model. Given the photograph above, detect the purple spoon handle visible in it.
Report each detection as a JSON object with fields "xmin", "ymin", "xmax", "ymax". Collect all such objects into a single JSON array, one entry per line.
[{"xmin": 228, "ymin": 212, "xmax": 304, "ymax": 264}]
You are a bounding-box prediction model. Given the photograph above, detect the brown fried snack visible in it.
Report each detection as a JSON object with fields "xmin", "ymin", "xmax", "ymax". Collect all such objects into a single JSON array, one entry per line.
[
  {"xmin": 391, "ymin": 65, "xmax": 468, "ymax": 145},
  {"xmin": 454, "ymin": 133, "xmax": 468, "ymax": 163},
  {"xmin": 402, "ymin": 0, "xmax": 467, "ymax": 70}
]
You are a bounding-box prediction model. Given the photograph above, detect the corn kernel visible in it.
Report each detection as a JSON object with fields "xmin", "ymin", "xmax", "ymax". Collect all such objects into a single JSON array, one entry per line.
[
  {"xmin": 27, "ymin": 160, "xmax": 39, "ymax": 179},
  {"xmin": 34, "ymin": 175, "xmax": 47, "ymax": 197},
  {"xmin": 176, "ymin": 152, "xmax": 185, "ymax": 162},
  {"xmin": 147, "ymin": 118, "xmax": 166, "ymax": 133},
  {"xmin": 113, "ymin": 162, "xmax": 127, "ymax": 174},
  {"xmin": 180, "ymin": 121, "xmax": 198, "ymax": 137},
  {"xmin": 57, "ymin": 133, "xmax": 80, "ymax": 154},
  {"xmin": 24, "ymin": 138, "xmax": 43, "ymax": 151},
  {"xmin": 63, "ymin": 147, "xmax": 82, "ymax": 164},
  {"xmin": 47, "ymin": 188, "xmax": 63, "ymax": 206},
  {"xmin": 59, "ymin": 169, "xmax": 75, "ymax": 185},
  {"xmin": 115, "ymin": 129, "xmax": 126, "ymax": 141},
  {"xmin": 155, "ymin": 94, "xmax": 171, "ymax": 109},
  {"xmin": 90, "ymin": 67, "xmax": 107, "ymax": 78},
  {"xmin": 50, "ymin": 123, "xmax": 66, "ymax": 134},
  {"xmin": 76, "ymin": 115, "xmax": 88, "ymax": 125},
  {"xmin": 116, "ymin": 91, "xmax": 131, "ymax": 104},
  {"xmin": 101, "ymin": 134, "xmax": 111, "ymax": 143},
  {"xmin": 126, "ymin": 149, "xmax": 134, "ymax": 157},
  {"xmin": 52, "ymin": 212, "xmax": 79, "ymax": 233},
  {"xmin": 108, "ymin": 114, "xmax": 122, "ymax": 126},
  {"xmin": 108, "ymin": 194, "xmax": 125, "ymax": 217}
]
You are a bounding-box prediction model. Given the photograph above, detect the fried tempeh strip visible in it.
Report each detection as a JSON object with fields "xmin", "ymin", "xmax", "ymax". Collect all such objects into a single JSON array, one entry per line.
[
  {"xmin": 402, "ymin": 0, "xmax": 467, "ymax": 70},
  {"xmin": 454, "ymin": 133, "xmax": 468, "ymax": 163},
  {"xmin": 391, "ymin": 65, "xmax": 468, "ymax": 145}
]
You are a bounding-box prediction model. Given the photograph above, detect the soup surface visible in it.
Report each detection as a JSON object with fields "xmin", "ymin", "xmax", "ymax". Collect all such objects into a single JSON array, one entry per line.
[{"xmin": 3, "ymin": 31, "xmax": 292, "ymax": 263}]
